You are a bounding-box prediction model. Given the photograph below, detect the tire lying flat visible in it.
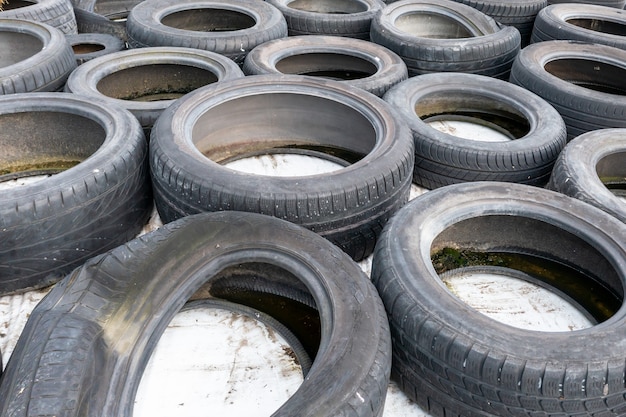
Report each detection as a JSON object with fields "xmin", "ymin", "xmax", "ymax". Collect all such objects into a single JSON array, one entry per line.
[
  {"xmin": 0, "ymin": 0, "xmax": 77, "ymax": 34},
  {"xmin": 66, "ymin": 33, "xmax": 126, "ymax": 65},
  {"xmin": 0, "ymin": 211, "xmax": 392, "ymax": 417}
]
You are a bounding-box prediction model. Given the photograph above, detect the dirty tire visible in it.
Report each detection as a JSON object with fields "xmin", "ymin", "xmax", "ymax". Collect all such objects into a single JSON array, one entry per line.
[
  {"xmin": 0, "ymin": 18, "xmax": 76, "ymax": 94},
  {"xmin": 383, "ymin": 72, "xmax": 567, "ymax": 189},
  {"xmin": 531, "ymin": 4, "xmax": 626, "ymax": 49},
  {"xmin": 265, "ymin": 0, "xmax": 386, "ymax": 39},
  {"xmin": 243, "ymin": 35, "xmax": 408, "ymax": 97},
  {"xmin": 66, "ymin": 33, "xmax": 126, "ymax": 65},
  {"xmin": 0, "ymin": 92, "xmax": 152, "ymax": 295},
  {"xmin": 510, "ymin": 40, "xmax": 626, "ymax": 140},
  {"xmin": 371, "ymin": 181, "xmax": 626, "ymax": 417},
  {"xmin": 150, "ymin": 75, "xmax": 414, "ymax": 261},
  {"xmin": 64, "ymin": 46, "xmax": 244, "ymax": 129},
  {"xmin": 0, "ymin": 211, "xmax": 392, "ymax": 417},
  {"xmin": 548, "ymin": 128, "xmax": 626, "ymax": 224},
  {"xmin": 0, "ymin": 0, "xmax": 77, "ymax": 34},
  {"xmin": 126, "ymin": 0, "xmax": 288, "ymax": 64},
  {"xmin": 73, "ymin": 8, "xmax": 129, "ymax": 42},
  {"xmin": 370, "ymin": 0, "xmax": 521, "ymax": 78},
  {"xmin": 548, "ymin": 0, "xmax": 626, "ymax": 9}
]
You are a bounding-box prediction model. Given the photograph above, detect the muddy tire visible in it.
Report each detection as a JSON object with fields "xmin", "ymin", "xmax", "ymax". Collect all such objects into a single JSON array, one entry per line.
[
  {"xmin": 0, "ymin": 0, "xmax": 77, "ymax": 34},
  {"xmin": 383, "ymin": 72, "xmax": 567, "ymax": 189},
  {"xmin": 0, "ymin": 18, "xmax": 76, "ymax": 94},
  {"xmin": 0, "ymin": 211, "xmax": 392, "ymax": 417},
  {"xmin": 150, "ymin": 75, "xmax": 414, "ymax": 261},
  {"xmin": 371, "ymin": 181, "xmax": 626, "ymax": 416},
  {"xmin": 66, "ymin": 33, "xmax": 126, "ymax": 65},
  {"xmin": 126, "ymin": 0, "xmax": 288, "ymax": 64},
  {"xmin": 548, "ymin": 128, "xmax": 626, "ymax": 224},
  {"xmin": 0, "ymin": 92, "xmax": 152, "ymax": 295},
  {"xmin": 370, "ymin": 0, "xmax": 521, "ymax": 78},
  {"xmin": 510, "ymin": 40, "xmax": 626, "ymax": 140},
  {"xmin": 243, "ymin": 35, "xmax": 408, "ymax": 97}
]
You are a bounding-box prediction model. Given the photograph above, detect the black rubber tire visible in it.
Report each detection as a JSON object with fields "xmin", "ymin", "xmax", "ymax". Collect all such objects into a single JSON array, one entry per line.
[
  {"xmin": 509, "ymin": 40, "xmax": 626, "ymax": 140},
  {"xmin": 66, "ymin": 33, "xmax": 126, "ymax": 65},
  {"xmin": 0, "ymin": 92, "xmax": 152, "ymax": 295},
  {"xmin": 531, "ymin": 3, "xmax": 626, "ymax": 49},
  {"xmin": 126, "ymin": 0, "xmax": 288, "ymax": 64},
  {"xmin": 265, "ymin": 0, "xmax": 386, "ymax": 39},
  {"xmin": 0, "ymin": 0, "xmax": 77, "ymax": 34},
  {"xmin": 0, "ymin": 18, "xmax": 76, "ymax": 94},
  {"xmin": 383, "ymin": 72, "xmax": 567, "ymax": 189},
  {"xmin": 548, "ymin": 128, "xmax": 626, "ymax": 224},
  {"xmin": 548, "ymin": 0, "xmax": 626, "ymax": 9},
  {"xmin": 64, "ymin": 46, "xmax": 244, "ymax": 130},
  {"xmin": 73, "ymin": 8, "xmax": 129, "ymax": 42},
  {"xmin": 370, "ymin": 0, "xmax": 521, "ymax": 79},
  {"xmin": 242, "ymin": 35, "xmax": 408, "ymax": 97},
  {"xmin": 371, "ymin": 181, "xmax": 626, "ymax": 417},
  {"xmin": 149, "ymin": 74, "xmax": 414, "ymax": 261},
  {"xmin": 0, "ymin": 211, "xmax": 392, "ymax": 417}
]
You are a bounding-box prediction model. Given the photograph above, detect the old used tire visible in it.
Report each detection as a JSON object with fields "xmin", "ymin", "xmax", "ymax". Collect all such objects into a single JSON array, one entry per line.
[
  {"xmin": 0, "ymin": 0, "xmax": 77, "ymax": 34},
  {"xmin": 531, "ymin": 4, "xmax": 626, "ymax": 49},
  {"xmin": 371, "ymin": 181, "xmax": 626, "ymax": 416},
  {"xmin": 64, "ymin": 46, "xmax": 244, "ymax": 130},
  {"xmin": 265, "ymin": 0, "xmax": 385, "ymax": 39},
  {"xmin": 0, "ymin": 18, "xmax": 76, "ymax": 94},
  {"xmin": 150, "ymin": 75, "xmax": 414, "ymax": 261},
  {"xmin": 0, "ymin": 92, "xmax": 152, "ymax": 295},
  {"xmin": 548, "ymin": 0, "xmax": 626, "ymax": 9},
  {"xmin": 242, "ymin": 35, "xmax": 408, "ymax": 97},
  {"xmin": 126, "ymin": 0, "xmax": 288, "ymax": 64},
  {"xmin": 510, "ymin": 40, "xmax": 626, "ymax": 140},
  {"xmin": 370, "ymin": 0, "xmax": 521, "ymax": 78},
  {"xmin": 383, "ymin": 72, "xmax": 567, "ymax": 189},
  {"xmin": 66, "ymin": 33, "xmax": 126, "ymax": 65},
  {"xmin": 72, "ymin": 8, "xmax": 130, "ymax": 42},
  {"xmin": 548, "ymin": 128, "xmax": 626, "ymax": 224},
  {"xmin": 0, "ymin": 211, "xmax": 392, "ymax": 417}
]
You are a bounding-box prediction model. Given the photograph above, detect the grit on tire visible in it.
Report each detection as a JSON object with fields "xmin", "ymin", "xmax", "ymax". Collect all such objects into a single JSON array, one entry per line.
[
  {"xmin": 370, "ymin": 0, "xmax": 521, "ymax": 79},
  {"xmin": 242, "ymin": 35, "xmax": 408, "ymax": 97},
  {"xmin": 126, "ymin": 0, "xmax": 288, "ymax": 64},
  {"xmin": 64, "ymin": 46, "xmax": 244, "ymax": 130},
  {"xmin": 531, "ymin": 4, "xmax": 626, "ymax": 49},
  {"xmin": 0, "ymin": 92, "xmax": 152, "ymax": 295},
  {"xmin": 0, "ymin": 18, "xmax": 76, "ymax": 94},
  {"xmin": 264, "ymin": 0, "xmax": 386, "ymax": 39},
  {"xmin": 383, "ymin": 72, "xmax": 567, "ymax": 189},
  {"xmin": 0, "ymin": 0, "xmax": 77, "ymax": 34},
  {"xmin": 548, "ymin": 128, "xmax": 626, "ymax": 224},
  {"xmin": 510, "ymin": 40, "xmax": 626, "ymax": 140},
  {"xmin": 548, "ymin": 0, "xmax": 626, "ymax": 9},
  {"xmin": 149, "ymin": 74, "xmax": 414, "ymax": 262},
  {"xmin": 66, "ymin": 33, "xmax": 126, "ymax": 65},
  {"xmin": 0, "ymin": 211, "xmax": 392, "ymax": 417},
  {"xmin": 371, "ymin": 181, "xmax": 626, "ymax": 416}
]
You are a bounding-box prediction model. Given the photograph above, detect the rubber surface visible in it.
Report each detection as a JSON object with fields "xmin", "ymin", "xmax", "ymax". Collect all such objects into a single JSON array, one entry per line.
[
  {"xmin": 0, "ymin": 0, "xmax": 77, "ymax": 34},
  {"xmin": 66, "ymin": 33, "xmax": 126, "ymax": 65}
]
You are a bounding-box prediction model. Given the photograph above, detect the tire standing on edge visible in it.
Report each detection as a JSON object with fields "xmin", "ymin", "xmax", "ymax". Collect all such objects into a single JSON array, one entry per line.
[
  {"xmin": 372, "ymin": 181, "xmax": 626, "ymax": 416},
  {"xmin": 0, "ymin": 92, "xmax": 152, "ymax": 295},
  {"xmin": 0, "ymin": 211, "xmax": 392, "ymax": 417},
  {"xmin": 149, "ymin": 74, "xmax": 414, "ymax": 261}
]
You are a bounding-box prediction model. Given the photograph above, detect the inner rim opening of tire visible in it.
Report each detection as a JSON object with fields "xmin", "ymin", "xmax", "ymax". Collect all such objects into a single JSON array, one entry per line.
[
  {"xmin": 565, "ymin": 17, "xmax": 626, "ymax": 36},
  {"xmin": 72, "ymin": 43, "xmax": 107, "ymax": 54},
  {"xmin": 544, "ymin": 58, "xmax": 626, "ymax": 95},
  {"xmin": 394, "ymin": 11, "xmax": 477, "ymax": 38},
  {"xmin": 0, "ymin": 0, "xmax": 36, "ymax": 11},
  {"xmin": 160, "ymin": 8, "xmax": 256, "ymax": 32},
  {"xmin": 286, "ymin": 0, "xmax": 368, "ymax": 14},
  {"xmin": 0, "ymin": 30, "xmax": 44, "ymax": 68},
  {"xmin": 430, "ymin": 215, "xmax": 624, "ymax": 329},
  {"xmin": 191, "ymin": 92, "xmax": 376, "ymax": 173},
  {"xmin": 0, "ymin": 111, "xmax": 105, "ymax": 180},
  {"xmin": 275, "ymin": 53, "xmax": 378, "ymax": 81},
  {"xmin": 597, "ymin": 150, "xmax": 626, "ymax": 197}
]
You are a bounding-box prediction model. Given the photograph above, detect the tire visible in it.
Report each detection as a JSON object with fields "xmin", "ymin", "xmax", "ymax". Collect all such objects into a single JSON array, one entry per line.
[
  {"xmin": 370, "ymin": 0, "xmax": 521, "ymax": 79},
  {"xmin": 0, "ymin": 0, "xmax": 77, "ymax": 34},
  {"xmin": 548, "ymin": 128, "xmax": 626, "ymax": 224},
  {"xmin": 0, "ymin": 18, "xmax": 76, "ymax": 94},
  {"xmin": 126, "ymin": 0, "xmax": 288, "ymax": 64},
  {"xmin": 531, "ymin": 3, "xmax": 626, "ymax": 49},
  {"xmin": 0, "ymin": 211, "xmax": 392, "ymax": 417},
  {"xmin": 150, "ymin": 74, "xmax": 414, "ymax": 261},
  {"xmin": 64, "ymin": 46, "xmax": 244, "ymax": 130},
  {"xmin": 509, "ymin": 40, "xmax": 626, "ymax": 140},
  {"xmin": 265, "ymin": 0, "xmax": 386, "ymax": 39},
  {"xmin": 242, "ymin": 35, "xmax": 408, "ymax": 97},
  {"xmin": 72, "ymin": 0, "xmax": 144, "ymax": 42},
  {"xmin": 371, "ymin": 181, "xmax": 626, "ymax": 416},
  {"xmin": 548, "ymin": 0, "xmax": 626, "ymax": 9},
  {"xmin": 0, "ymin": 92, "xmax": 152, "ymax": 295},
  {"xmin": 66, "ymin": 33, "xmax": 126, "ymax": 65},
  {"xmin": 383, "ymin": 72, "xmax": 567, "ymax": 189}
]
